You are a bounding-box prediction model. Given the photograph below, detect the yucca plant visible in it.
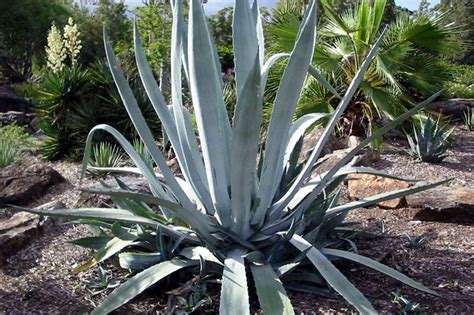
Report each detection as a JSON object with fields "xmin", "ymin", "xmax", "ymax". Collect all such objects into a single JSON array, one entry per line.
[
  {"xmin": 88, "ymin": 142, "xmax": 124, "ymax": 177},
  {"xmin": 464, "ymin": 107, "xmax": 474, "ymax": 131},
  {"xmin": 23, "ymin": 1, "xmax": 448, "ymax": 313},
  {"xmin": 406, "ymin": 114, "xmax": 454, "ymax": 163}
]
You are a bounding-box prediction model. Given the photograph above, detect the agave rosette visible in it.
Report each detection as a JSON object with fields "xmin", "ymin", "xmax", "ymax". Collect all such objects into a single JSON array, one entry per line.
[
  {"xmin": 406, "ymin": 113, "xmax": 454, "ymax": 163},
  {"xmin": 25, "ymin": 0, "xmax": 447, "ymax": 314}
]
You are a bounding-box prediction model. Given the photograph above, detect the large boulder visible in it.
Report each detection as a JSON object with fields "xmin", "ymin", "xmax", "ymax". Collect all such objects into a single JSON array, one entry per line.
[
  {"xmin": 347, "ymin": 174, "xmax": 410, "ymax": 209},
  {"xmin": 0, "ymin": 164, "xmax": 65, "ymax": 206},
  {"xmin": 0, "ymin": 200, "xmax": 65, "ymax": 263},
  {"xmin": 428, "ymin": 99, "xmax": 473, "ymax": 121},
  {"xmin": 0, "ymin": 86, "xmax": 33, "ymax": 113}
]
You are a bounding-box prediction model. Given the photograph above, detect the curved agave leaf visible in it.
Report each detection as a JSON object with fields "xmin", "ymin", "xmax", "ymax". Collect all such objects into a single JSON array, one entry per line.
[
  {"xmin": 286, "ymin": 166, "xmax": 419, "ymax": 211},
  {"xmin": 69, "ymin": 235, "xmax": 113, "ymax": 250},
  {"xmin": 261, "ymin": 53, "xmax": 290, "ymax": 94},
  {"xmin": 283, "ymin": 113, "xmax": 329, "ymax": 170},
  {"xmin": 118, "ymin": 252, "xmax": 163, "ymax": 270},
  {"xmin": 87, "ymin": 166, "xmax": 143, "ymax": 176},
  {"xmin": 134, "ymin": 18, "xmax": 212, "ymax": 213},
  {"xmin": 272, "ymin": 29, "xmax": 387, "ymax": 215},
  {"xmin": 254, "ymin": 0, "xmax": 318, "ymax": 227},
  {"xmin": 308, "ymin": 66, "xmax": 342, "ymax": 99},
  {"xmin": 220, "ymin": 248, "xmax": 250, "ymax": 315},
  {"xmin": 103, "ymin": 32, "xmax": 200, "ymax": 216},
  {"xmin": 73, "ymin": 236, "xmax": 136, "ymax": 273},
  {"xmin": 92, "ymin": 259, "xmax": 196, "ymax": 315},
  {"xmin": 321, "ymin": 248, "xmax": 438, "ymax": 295},
  {"xmin": 80, "ymin": 125, "xmax": 215, "ymax": 241},
  {"xmin": 189, "ymin": 0, "xmax": 232, "ymax": 220},
  {"xmin": 252, "ymin": 0, "xmax": 265, "ymax": 68},
  {"xmin": 250, "ymin": 263, "xmax": 295, "ymax": 315},
  {"xmin": 290, "ymin": 235, "xmax": 377, "ymax": 314},
  {"xmin": 233, "ymin": 0, "xmax": 259, "ymax": 96},
  {"xmin": 274, "ymin": 89, "xmax": 441, "ymax": 215},
  {"xmin": 179, "ymin": 246, "xmax": 223, "ymax": 265},
  {"xmin": 326, "ymin": 178, "xmax": 451, "ymax": 217},
  {"xmin": 23, "ymin": 207, "xmax": 157, "ymax": 226},
  {"xmin": 230, "ymin": 53, "xmax": 262, "ymax": 236},
  {"xmin": 169, "ymin": 1, "xmax": 215, "ymax": 214},
  {"xmin": 80, "ymin": 187, "xmax": 182, "ymax": 211}
]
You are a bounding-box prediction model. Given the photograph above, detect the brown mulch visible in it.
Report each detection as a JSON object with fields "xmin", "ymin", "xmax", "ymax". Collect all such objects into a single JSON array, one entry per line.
[{"xmin": 0, "ymin": 126, "xmax": 472, "ymax": 314}]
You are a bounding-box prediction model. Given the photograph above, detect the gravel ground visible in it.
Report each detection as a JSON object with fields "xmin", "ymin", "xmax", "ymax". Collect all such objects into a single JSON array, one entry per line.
[
  {"xmin": 372, "ymin": 127, "xmax": 473, "ymax": 186},
  {"xmin": 0, "ymin": 126, "xmax": 472, "ymax": 314}
]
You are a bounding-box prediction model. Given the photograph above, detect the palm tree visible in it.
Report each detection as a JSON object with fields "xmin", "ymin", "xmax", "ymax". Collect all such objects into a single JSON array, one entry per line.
[{"xmin": 266, "ymin": 0, "xmax": 461, "ymax": 136}]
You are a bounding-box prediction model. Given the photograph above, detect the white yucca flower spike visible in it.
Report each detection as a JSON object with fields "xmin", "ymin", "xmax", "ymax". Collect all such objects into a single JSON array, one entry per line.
[
  {"xmin": 63, "ymin": 17, "xmax": 82, "ymax": 65},
  {"xmin": 45, "ymin": 23, "xmax": 66, "ymax": 73}
]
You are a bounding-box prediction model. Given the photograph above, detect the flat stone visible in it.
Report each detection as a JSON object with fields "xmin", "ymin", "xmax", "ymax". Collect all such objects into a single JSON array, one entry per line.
[
  {"xmin": 0, "ymin": 201, "xmax": 65, "ymax": 263},
  {"xmin": 0, "ymin": 164, "xmax": 65, "ymax": 206},
  {"xmin": 407, "ymin": 186, "xmax": 474, "ymax": 212},
  {"xmin": 347, "ymin": 174, "xmax": 410, "ymax": 209}
]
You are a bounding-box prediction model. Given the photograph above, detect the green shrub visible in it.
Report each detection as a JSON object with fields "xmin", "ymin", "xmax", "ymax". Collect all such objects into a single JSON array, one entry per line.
[
  {"xmin": 406, "ymin": 114, "xmax": 454, "ymax": 163},
  {"xmin": 445, "ymin": 65, "xmax": 474, "ymax": 99},
  {"xmin": 88, "ymin": 142, "xmax": 123, "ymax": 177},
  {"xmin": 24, "ymin": 1, "xmax": 447, "ymax": 314},
  {"xmin": 0, "ymin": 124, "xmax": 30, "ymax": 167}
]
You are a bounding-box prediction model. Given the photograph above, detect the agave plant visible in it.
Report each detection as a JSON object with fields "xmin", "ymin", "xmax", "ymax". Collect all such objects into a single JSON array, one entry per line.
[
  {"xmin": 24, "ymin": 0, "xmax": 447, "ymax": 314},
  {"xmin": 88, "ymin": 142, "xmax": 124, "ymax": 177},
  {"xmin": 406, "ymin": 114, "xmax": 454, "ymax": 163}
]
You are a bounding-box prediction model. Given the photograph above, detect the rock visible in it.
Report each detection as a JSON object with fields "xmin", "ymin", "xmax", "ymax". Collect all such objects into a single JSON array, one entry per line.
[
  {"xmin": 345, "ymin": 135, "xmax": 364, "ymax": 148},
  {"xmin": 428, "ymin": 99, "xmax": 473, "ymax": 121},
  {"xmin": 347, "ymin": 174, "xmax": 410, "ymax": 209},
  {"xmin": 166, "ymin": 157, "xmax": 181, "ymax": 176},
  {"xmin": 300, "ymin": 128, "xmax": 344, "ymax": 164},
  {"xmin": 0, "ymin": 164, "xmax": 65, "ymax": 206},
  {"xmin": 0, "ymin": 86, "xmax": 37, "ymax": 132},
  {"xmin": 77, "ymin": 176, "xmax": 151, "ymax": 207},
  {"xmin": 0, "ymin": 111, "xmax": 38, "ymax": 133},
  {"xmin": 0, "ymin": 201, "xmax": 65, "ymax": 263},
  {"xmin": 311, "ymin": 148, "xmax": 376, "ymax": 177},
  {"xmin": 407, "ymin": 186, "xmax": 474, "ymax": 212},
  {"xmin": 0, "ymin": 86, "xmax": 33, "ymax": 113}
]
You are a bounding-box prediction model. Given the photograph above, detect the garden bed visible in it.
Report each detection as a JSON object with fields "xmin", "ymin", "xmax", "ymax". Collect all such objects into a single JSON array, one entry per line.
[{"xmin": 0, "ymin": 125, "xmax": 472, "ymax": 314}]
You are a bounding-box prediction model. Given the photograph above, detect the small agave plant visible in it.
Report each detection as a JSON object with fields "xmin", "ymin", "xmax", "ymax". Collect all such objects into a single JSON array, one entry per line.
[
  {"xmin": 406, "ymin": 114, "xmax": 454, "ymax": 163},
  {"xmin": 88, "ymin": 142, "xmax": 124, "ymax": 177},
  {"xmin": 25, "ymin": 0, "xmax": 447, "ymax": 314},
  {"xmin": 464, "ymin": 107, "xmax": 473, "ymax": 131}
]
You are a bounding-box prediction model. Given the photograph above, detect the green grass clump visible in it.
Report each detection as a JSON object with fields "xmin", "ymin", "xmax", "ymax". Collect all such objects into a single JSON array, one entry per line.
[{"xmin": 0, "ymin": 124, "xmax": 30, "ymax": 167}]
